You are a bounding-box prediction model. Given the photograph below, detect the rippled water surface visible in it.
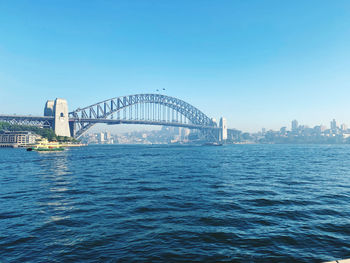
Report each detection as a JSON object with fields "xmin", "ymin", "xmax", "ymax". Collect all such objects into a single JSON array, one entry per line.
[{"xmin": 1, "ymin": 144, "xmax": 350, "ymax": 262}]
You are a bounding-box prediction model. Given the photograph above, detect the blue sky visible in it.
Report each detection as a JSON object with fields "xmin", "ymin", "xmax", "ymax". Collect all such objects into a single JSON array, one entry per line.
[{"xmin": 1, "ymin": 0, "xmax": 350, "ymax": 132}]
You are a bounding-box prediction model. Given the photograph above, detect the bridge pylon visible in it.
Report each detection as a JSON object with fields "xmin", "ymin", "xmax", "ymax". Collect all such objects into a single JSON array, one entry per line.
[
  {"xmin": 219, "ymin": 117, "xmax": 227, "ymax": 142},
  {"xmin": 44, "ymin": 98, "xmax": 71, "ymax": 137}
]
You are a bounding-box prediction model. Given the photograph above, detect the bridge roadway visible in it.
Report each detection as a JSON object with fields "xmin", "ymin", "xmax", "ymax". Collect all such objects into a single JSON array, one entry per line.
[
  {"xmin": 77, "ymin": 118, "xmax": 216, "ymax": 130},
  {"xmin": 0, "ymin": 114, "xmax": 238, "ymax": 141},
  {"xmin": 0, "ymin": 114, "xmax": 218, "ymax": 130},
  {"xmin": 0, "ymin": 114, "xmax": 54, "ymax": 121}
]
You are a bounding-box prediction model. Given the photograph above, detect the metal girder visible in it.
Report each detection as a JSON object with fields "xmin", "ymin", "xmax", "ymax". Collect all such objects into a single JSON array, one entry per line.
[
  {"xmin": 69, "ymin": 94, "xmax": 218, "ymax": 138},
  {"xmin": 0, "ymin": 115, "xmax": 53, "ymax": 128}
]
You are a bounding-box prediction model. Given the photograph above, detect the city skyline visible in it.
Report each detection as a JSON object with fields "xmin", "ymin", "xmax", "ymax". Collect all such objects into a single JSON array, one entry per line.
[
  {"xmin": 89, "ymin": 117, "xmax": 350, "ymax": 135},
  {"xmin": 81, "ymin": 116, "xmax": 350, "ymax": 146},
  {"xmin": 1, "ymin": 1, "xmax": 350, "ymax": 132}
]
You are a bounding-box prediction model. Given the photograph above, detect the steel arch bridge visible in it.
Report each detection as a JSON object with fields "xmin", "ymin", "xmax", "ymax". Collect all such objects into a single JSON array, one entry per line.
[{"xmin": 69, "ymin": 94, "xmax": 218, "ymax": 139}]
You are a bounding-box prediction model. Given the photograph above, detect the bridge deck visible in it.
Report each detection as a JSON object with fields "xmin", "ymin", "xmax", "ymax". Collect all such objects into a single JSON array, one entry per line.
[
  {"xmin": 73, "ymin": 118, "xmax": 217, "ymax": 130},
  {"xmin": 0, "ymin": 115, "xmax": 239, "ymax": 132},
  {"xmin": 0, "ymin": 115, "xmax": 54, "ymax": 121}
]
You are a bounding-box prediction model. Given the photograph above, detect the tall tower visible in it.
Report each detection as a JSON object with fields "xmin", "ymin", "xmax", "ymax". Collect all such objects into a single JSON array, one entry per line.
[
  {"xmin": 44, "ymin": 100, "xmax": 55, "ymax": 116},
  {"xmin": 54, "ymin": 98, "xmax": 71, "ymax": 137},
  {"xmin": 44, "ymin": 98, "xmax": 71, "ymax": 137},
  {"xmin": 291, "ymin": 120, "xmax": 298, "ymax": 132},
  {"xmin": 219, "ymin": 117, "xmax": 227, "ymax": 142},
  {"xmin": 330, "ymin": 119, "xmax": 337, "ymax": 131}
]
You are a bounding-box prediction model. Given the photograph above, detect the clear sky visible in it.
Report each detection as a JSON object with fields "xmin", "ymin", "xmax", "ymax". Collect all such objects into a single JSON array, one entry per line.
[{"xmin": 1, "ymin": 0, "xmax": 350, "ymax": 132}]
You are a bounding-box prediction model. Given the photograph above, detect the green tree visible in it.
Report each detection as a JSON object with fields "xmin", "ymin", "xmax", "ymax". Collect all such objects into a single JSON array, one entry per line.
[{"xmin": 0, "ymin": 121, "xmax": 78, "ymax": 142}]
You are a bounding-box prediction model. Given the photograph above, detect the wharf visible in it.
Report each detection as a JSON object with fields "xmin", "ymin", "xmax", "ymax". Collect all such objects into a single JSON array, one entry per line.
[
  {"xmin": 0, "ymin": 143, "xmax": 86, "ymax": 148},
  {"xmin": 0, "ymin": 143, "xmax": 19, "ymax": 148}
]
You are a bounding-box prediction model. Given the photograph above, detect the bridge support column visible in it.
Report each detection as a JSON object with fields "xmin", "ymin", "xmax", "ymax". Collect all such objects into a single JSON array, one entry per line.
[
  {"xmin": 219, "ymin": 117, "xmax": 227, "ymax": 142},
  {"xmin": 69, "ymin": 121, "xmax": 76, "ymax": 138},
  {"xmin": 44, "ymin": 98, "xmax": 71, "ymax": 137},
  {"xmin": 54, "ymin": 99, "xmax": 71, "ymax": 137}
]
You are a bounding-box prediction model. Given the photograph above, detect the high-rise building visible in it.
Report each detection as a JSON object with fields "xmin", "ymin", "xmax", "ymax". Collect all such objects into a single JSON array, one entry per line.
[
  {"xmin": 104, "ymin": 132, "xmax": 111, "ymax": 140},
  {"xmin": 97, "ymin": 132, "xmax": 105, "ymax": 143},
  {"xmin": 341, "ymin": 124, "xmax": 347, "ymax": 131},
  {"xmin": 330, "ymin": 119, "xmax": 337, "ymax": 131},
  {"xmin": 291, "ymin": 120, "xmax": 298, "ymax": 131}
]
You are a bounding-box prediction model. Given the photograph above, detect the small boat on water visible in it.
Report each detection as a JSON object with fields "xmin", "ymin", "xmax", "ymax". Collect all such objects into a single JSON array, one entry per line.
[
  {"xmin": 27, "ymin": 138, "xmax": 65, "ymax": 152},
  {"xmin": 202, "ymin": 142, "xmax": 223, "ymax": 146}
]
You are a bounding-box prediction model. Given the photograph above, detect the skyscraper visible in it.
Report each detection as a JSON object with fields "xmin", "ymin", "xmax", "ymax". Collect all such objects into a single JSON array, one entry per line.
[
  {"xmin": 291, "ymin": 120, "xmax": 298, "ymax": 131},
  {"xmin": 330, "ymin": 119, "xmax": 337, "ymax": 131},
  {"xmin": 341, "ymin": 124, "xmax": 347, "ymax": 131},
  {"xmin": 97, "ymin": 132, "xmax": 105, "ymax": 143}
]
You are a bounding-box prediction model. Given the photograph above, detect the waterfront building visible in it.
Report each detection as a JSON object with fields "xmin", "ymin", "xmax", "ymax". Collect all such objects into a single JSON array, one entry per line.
[
  {"xmin": 0, "ymin": 131, "xmax": 38, "ymax": 147},
  {"xmin": 341, "ymin": 124, "xmax": 347, "ymax": 131}
]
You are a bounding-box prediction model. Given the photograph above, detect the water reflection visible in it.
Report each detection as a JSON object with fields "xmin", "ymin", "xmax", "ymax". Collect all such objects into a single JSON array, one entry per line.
[
  {"xmin": 37, "ymin": 151, "xmax": 75, "ymax": 220},
  {"xmin": 33, "ymin": 151, "xmax": 81, "ymax": 250}
]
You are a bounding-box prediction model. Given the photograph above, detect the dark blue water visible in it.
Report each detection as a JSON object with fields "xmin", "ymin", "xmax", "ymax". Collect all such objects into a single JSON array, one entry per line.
[{"xmin": 1, "ymin": 144, "xmax": 350, "ymax": 262}]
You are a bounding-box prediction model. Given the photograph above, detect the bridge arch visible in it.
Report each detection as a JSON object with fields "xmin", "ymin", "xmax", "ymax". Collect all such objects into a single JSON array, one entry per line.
[{"xmin": 69, "ymin": 94, "xmax": 217, "ymax": 138}]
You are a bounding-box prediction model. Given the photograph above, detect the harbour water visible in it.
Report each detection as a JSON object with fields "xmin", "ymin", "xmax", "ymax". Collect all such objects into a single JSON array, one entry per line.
[{"xmin": 1, "ymin": 144, "xmax": 350, "ymax": 262}]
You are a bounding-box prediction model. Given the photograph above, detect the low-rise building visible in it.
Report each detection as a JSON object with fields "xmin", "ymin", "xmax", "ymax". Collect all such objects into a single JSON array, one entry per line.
[{"xmin": 0, "ymin": 131, "xmax": 39, "ymax": 147}]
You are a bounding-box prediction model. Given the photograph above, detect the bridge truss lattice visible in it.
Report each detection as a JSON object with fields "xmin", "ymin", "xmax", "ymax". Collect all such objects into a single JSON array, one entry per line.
[
  {"xmin": 69, "ymin": 94, "xmax": 217, "ymax": 138},
  {"xmin": 0, "ymin": 115, "xmax": 53, "ymax": 129}
]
